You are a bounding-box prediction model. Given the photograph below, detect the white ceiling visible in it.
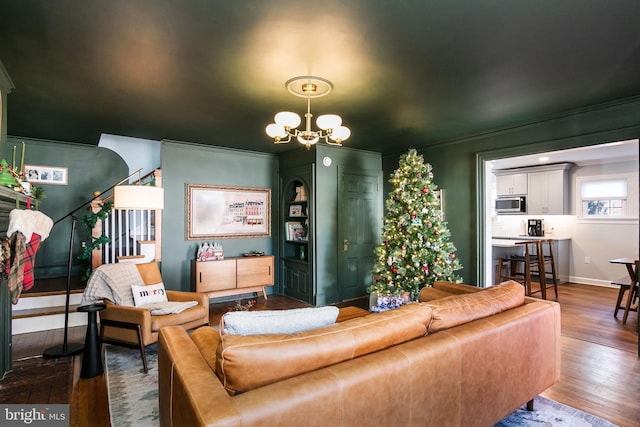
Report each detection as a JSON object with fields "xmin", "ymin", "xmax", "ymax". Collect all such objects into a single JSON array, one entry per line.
[{"xmin": 489, "ymin": 139, "xmax": 639, "ymax": 170}]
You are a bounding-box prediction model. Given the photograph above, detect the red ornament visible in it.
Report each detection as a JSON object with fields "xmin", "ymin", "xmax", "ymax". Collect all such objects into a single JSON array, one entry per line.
[
  {"xmin": 423, "ymin": 265, "xmax": 429, "ymax": 272},
  {"xmin": 410, "ymin": 214, "xmax": 416, "ymax": 219},
  {"xmin": 417, "ymin": 172, "xmax": 422, "ymax": 178},
  {"xmin": 391, "ymin": 267, "xmax": 398, "ymax": 274},
  {"xmin": 434, "ymin": 230, "xmax": 440, "ymax": 235},
  {"xmin": 385, "ymin": 241, "xmax": 390, "ymax": 246},
  {"xmin": 422, "ymin": 188, "xmax": 428, "ymax": 194},
  {"xmin": 450, "ymin": 253, "xmax": 456, "ymax": 259}
]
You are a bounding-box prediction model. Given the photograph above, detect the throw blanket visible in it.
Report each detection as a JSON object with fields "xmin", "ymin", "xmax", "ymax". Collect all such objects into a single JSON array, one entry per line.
[
  {"xmin": 143, "ymin": 301, "xmax": 198, "ymax": 315},
  {"xmin": 82, "ymin": 263, "xmax": 144, "ymax": 306}
]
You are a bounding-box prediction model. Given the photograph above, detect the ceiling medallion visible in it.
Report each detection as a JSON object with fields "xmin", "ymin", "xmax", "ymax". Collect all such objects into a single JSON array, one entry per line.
[{"xmin": 265, "ymin": 76, "xmax": 351, "ymax": 150}]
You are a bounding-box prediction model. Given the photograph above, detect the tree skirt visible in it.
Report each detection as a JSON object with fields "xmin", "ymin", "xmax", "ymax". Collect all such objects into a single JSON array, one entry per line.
[{"xmin": 105, "ymin": 345, "xmax": 618, "ymax": 427}]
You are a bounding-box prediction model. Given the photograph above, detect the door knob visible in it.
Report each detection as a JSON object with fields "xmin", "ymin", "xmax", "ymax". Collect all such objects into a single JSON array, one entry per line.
[{"xmin": 343, "ymin": 240, "xmax": 349, "ymax": 251}]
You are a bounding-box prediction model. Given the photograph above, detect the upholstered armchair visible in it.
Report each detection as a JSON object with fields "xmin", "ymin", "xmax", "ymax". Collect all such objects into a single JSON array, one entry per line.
[{"xmin": 83, "ymin": 261, "xmax": 209, "ymax": 373}]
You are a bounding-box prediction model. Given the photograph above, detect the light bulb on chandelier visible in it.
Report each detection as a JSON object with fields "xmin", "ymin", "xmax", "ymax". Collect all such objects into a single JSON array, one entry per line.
[{"xmin": 265, "ymin": 76, "xmax": 351, "ymax": 150}]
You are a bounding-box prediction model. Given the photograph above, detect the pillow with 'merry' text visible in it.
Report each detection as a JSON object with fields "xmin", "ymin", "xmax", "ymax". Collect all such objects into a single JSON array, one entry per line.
[{"xmin": 131, "ymin": 282, "xmax": 168, "ymax": 306}]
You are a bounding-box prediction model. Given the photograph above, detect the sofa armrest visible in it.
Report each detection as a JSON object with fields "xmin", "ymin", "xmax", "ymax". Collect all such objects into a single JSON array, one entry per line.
[
  {"xmin": 159, "ymin": 326, "xmax": 238, "ymax": 427},
  {"xmin": 101, "ymin": 302, "xmax": 151, "ymax": 324},
  {"xmin": 167, "ymin": 290, "xmax": 209, "ymax": 308},
  {"xmin": 100, "ymin": 302, "xmax": 155, "ymax": 345}
]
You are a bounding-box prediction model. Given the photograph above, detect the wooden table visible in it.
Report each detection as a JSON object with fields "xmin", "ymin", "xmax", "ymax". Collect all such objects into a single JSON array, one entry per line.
[{"xmin": 608, "ymin": 255, "xmax": 639, "ymax": 355}]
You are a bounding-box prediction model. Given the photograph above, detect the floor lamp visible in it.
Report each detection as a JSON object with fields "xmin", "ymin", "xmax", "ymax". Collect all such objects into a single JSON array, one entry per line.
[{"xmin": 43, "ymin": 168, "xmax": 163, "ymax": 358}]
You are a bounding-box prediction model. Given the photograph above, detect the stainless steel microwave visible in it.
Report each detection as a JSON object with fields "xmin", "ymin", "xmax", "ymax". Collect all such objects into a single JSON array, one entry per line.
[{"xmin": 495, "ymin": 196, "xmax": 526, "ymax": 214}]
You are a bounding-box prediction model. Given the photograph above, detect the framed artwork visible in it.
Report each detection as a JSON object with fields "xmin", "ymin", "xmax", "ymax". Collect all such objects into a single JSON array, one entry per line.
[
  {"xmin": 437, "ymin": 189, "xmax": 445, "ymax": 221},
  {"xmin": 24, "ymin": 165, "xmax": 68, "ymax": 185},
  {"xmin": 289, "ymin": 205, "xmax": 303, "ymax": 217},
  {"xmin": 187, "ymin": 184, "xmax": 271, "ymax": 240}
]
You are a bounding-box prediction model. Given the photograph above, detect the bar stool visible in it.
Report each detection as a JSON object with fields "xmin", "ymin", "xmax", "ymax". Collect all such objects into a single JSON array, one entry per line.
[
  {"xmin": 613, "ymin": 260, "xmax": 639, "ymax": 324},
  {"xmin": 612, "ymin": 280, "xmax": 637, "ymax": 323},
  {"xmin": 534, "ymin": 239, "xmax": 559, "ymax": 301},
  {"xmin": 496, "ymin": 241, "xmax": 542, "ymax": 296}
]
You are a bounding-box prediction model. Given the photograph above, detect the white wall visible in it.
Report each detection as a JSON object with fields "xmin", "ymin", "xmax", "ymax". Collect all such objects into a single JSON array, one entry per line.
[{"xmin": 569, "ymin": 160, "xmax": 638, "ymax": 285}]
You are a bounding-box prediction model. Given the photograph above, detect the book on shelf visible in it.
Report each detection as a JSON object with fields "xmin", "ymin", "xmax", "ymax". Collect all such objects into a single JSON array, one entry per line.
[{"xmin": 285, "ymin": 221, "xmax": 303, "ymax": 241}]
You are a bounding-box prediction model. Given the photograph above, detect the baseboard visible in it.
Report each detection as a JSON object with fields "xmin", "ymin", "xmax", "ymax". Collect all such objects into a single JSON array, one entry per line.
[{"xmin": 569, "ymin": 276, "xmax": 618, "ymax": 288}]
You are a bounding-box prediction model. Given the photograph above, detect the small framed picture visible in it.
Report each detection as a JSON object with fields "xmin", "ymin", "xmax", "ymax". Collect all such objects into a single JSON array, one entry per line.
[
  {"xmin": 24, "ymin": 165, "xmax": 68, "ymax": 185},
  {"xmin": 289, "ymin": 205, "xmax": 303, "ymax": 217},
  {"xmin": 293, "ymin": 227, "xmax": 306, "ymax": 241}
]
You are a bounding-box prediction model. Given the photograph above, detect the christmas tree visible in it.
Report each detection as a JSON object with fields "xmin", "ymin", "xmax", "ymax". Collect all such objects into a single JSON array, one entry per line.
[{"xmin": 369, "ymin": 149, "xmax": 463, "ymax": 297}]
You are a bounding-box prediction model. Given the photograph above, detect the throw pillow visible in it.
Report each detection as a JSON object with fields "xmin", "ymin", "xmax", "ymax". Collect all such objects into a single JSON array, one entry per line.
[
  {"xmin": 131, "ymin": 282, "xmax": 168, "ymax": 307},
  {"xmin": 221, "ymin": 306, "xmax": 339, "ymax": 335}
]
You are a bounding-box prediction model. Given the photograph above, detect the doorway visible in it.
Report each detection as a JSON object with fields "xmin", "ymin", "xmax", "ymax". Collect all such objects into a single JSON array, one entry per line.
[{"xmin": 478, "ymin": 139, "xmax": 639, "ymax": 287}]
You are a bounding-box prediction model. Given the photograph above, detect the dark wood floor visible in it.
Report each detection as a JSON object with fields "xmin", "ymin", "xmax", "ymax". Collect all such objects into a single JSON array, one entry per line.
[{"xmin": 1, "ymin": 284, "xmax": 638, "ymax": 427}]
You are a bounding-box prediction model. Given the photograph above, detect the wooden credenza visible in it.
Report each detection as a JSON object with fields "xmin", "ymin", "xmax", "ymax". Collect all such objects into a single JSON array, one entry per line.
[{"xmin": 191, "ymin": 256, "xmax": 274, "ymax": 300}]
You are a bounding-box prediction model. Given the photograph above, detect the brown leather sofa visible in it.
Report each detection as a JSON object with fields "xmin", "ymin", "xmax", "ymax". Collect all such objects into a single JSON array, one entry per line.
[{"xmin": 158, "ymin": 281, "xmax": 561, "ymax": 427}]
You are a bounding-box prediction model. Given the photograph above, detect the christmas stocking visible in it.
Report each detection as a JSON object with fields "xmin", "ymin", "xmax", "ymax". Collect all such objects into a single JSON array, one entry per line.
[{"xmin": 5, "ymin": 209, "xmax": 53, "ymax": 302}]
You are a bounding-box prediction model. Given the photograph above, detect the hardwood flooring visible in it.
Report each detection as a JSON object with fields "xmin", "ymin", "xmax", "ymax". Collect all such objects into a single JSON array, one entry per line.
[{"xmin": 1, "ymin": 284, "xmax": 638, "ymax": 427}]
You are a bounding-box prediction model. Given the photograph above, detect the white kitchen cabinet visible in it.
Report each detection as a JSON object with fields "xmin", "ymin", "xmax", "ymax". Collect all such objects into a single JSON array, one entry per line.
[
  {"xmin": 527, "ymin": 169, "xmax": 568, "ymax": 215},
  {"xmin": 496, "ymin": 173, "xmax": 528, "ymax": 196}
]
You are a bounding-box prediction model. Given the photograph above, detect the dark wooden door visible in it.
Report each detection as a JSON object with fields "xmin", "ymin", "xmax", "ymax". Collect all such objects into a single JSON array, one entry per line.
[{"xmin": 338, "ymin": 171, "xmax": 380, "ymax": 301}]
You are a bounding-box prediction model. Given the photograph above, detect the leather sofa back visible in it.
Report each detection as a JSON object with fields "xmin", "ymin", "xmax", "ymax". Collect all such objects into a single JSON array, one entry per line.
[{"xmin": 215, "ymin": 303, "xmax": 433, "ymax": 394}]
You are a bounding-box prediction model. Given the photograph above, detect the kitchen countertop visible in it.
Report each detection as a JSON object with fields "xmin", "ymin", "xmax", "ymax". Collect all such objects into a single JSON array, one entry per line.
[
  {"xmin": 492, "ymin": 236, "xmax": 571, "ymax": 248},
  {"xmin": 492, "ymin": 235, "xmax": 571, "ymax": 241}
]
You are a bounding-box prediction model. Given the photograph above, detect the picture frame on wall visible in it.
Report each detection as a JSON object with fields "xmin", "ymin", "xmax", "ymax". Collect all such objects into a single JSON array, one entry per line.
[
  {"xmin": 186, "ymin": 184, "xmax": 271, "ymax": 240},
  {"xmin": 24, "ymin": 165, "xmax": 68, "ymax": 185}
]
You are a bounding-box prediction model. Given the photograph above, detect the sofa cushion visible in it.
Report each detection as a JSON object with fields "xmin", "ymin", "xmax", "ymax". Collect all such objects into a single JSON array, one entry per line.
[
  {"xmin": 215, "ymin": 303, "xmax": 433, "ymax": 394},
  {"xmin": 418, "ymin": 286, "xmax": 456, "ymax": 302},
  {"xmin": 221, "ymin": 306, "xmax": 339, "ymax": 335},
  {"xmin": 426, "ymin": 280, "xmax": 524, "ymax": 333}
]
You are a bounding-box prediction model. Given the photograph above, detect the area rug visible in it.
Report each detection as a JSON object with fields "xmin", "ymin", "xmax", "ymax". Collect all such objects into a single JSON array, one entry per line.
[
  {"xmin": 105, "ymin": 345, "xmax": 618, "ymax": 427},
  {"xmin": 495, "ymin": 396, "xmax": 618, "ymax": 427},
  {"xmin": 104, "ymin": 343, "xmax": 159, "ymax": 426}
]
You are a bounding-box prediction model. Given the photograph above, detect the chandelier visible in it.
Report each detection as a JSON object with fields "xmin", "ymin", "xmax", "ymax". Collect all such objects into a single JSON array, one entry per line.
[{"xmin": 266, "ymin": 76, "xmax": 351, "ymax": 150}]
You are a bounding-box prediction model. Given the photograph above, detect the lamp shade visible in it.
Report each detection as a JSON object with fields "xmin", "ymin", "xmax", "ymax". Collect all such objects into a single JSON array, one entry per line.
[
  {"xmin": 316, "ymin": 114, "xmax": 342, "ymax": 130},
  {"xmin": 265, "ymin": 123, "xmax": 287, "ymax": 138},
  {"xmin": 331, "ymin": 126, "xmax": 351, "ymax": 142},
  {"xmin": 114, "ymin": 185, "xmax": 164, "ymax": 210},
  {"xmin": 275, "ymin": 111, "xmax": 301, "ymax": 129}
]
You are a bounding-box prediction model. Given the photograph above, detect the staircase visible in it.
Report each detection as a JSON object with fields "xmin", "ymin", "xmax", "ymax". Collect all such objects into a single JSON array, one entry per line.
[
  {"xmin": 10, "ymin": 169, "xmax": 163, "ymax": 335},
  {"xmin": 11, "ymin": 290, "xmax": 86, "ymax": 334}
]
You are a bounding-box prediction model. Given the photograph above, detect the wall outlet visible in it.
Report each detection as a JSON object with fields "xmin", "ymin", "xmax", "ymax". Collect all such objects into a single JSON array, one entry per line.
[{"xmin": 584, "ymin": 256, "xmax": 590, "ymax": 264}]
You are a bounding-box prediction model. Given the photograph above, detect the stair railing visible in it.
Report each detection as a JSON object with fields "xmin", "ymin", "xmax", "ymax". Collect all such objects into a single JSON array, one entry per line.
[{"xmin": 90, "ymin": 169, "xmax": 162, "ymax": 268}]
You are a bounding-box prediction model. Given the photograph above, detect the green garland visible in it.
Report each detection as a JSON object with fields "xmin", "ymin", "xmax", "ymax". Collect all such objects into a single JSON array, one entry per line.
[{"xmin": 78, "ymin": 201, "xmax": 113, "ymax": 281}]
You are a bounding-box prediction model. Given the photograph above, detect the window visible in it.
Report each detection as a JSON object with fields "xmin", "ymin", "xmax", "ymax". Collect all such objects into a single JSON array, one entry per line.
[{"xmin": 580, "ymin": 178, "xmax": 628, "ymax": 217}]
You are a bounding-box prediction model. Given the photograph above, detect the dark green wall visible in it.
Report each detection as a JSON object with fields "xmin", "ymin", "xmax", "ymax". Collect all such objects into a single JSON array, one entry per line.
[
  {"xmin": 159, "ymin": 140, "xmax": 279, "ymax": 292},
  {"xmin": 279, "ymin": 144, "xmax": 382, "ymax": 305},
  {"xmin": 382, "ymin": 96, "xmax": 640, "ymax": 286},
  {"xmin": 5, "ymin": 137, "xmax": 128, "ymax": 278},
  {"xmin": 314, "ymin": 145, "xmax": 382, "ymax": 305}
]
